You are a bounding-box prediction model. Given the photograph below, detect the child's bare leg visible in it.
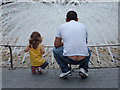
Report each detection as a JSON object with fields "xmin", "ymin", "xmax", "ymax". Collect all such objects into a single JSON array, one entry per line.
[{"xmin": 31, "ymin": 66, "xmax": 36, "ymax": 74}]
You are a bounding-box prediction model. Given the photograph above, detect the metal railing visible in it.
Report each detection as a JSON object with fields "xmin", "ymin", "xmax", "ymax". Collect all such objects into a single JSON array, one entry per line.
[{"xmin": 0, "ymin": 44, "xmax": 120, "ymax": 70}]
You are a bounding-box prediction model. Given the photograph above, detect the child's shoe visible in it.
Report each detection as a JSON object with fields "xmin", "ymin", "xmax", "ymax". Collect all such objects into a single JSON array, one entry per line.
[
  {"xmin": 31, "ymin": 66, "xmax": 36, "ymax": 74},
  {"xmin": 37, "ymin": 67, "xmax": 42, "ymax": 74}
]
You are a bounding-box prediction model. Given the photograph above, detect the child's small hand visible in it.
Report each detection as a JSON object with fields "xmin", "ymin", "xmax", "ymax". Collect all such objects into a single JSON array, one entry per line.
[
  {"xmin": 40, "ymin": 44, "xmax": 45, "ymax": 54},
  {"xmin": 24, "ymin": 45, "xmax": 29, "ymax": 52}
]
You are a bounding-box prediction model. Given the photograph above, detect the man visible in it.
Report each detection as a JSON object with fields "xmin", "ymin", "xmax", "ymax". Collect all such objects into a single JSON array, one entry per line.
[{"xmin": 53, "ymin": 11, "xmax": 91, "ymax": 79}]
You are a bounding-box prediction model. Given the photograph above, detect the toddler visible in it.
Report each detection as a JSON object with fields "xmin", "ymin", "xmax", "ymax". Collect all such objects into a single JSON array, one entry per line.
[{"xmin": 24, "ymin": 31, "xmax": 48, "ymax": 74}]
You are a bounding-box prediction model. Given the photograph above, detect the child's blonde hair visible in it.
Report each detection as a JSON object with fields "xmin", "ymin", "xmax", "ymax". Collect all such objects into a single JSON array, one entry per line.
[{"xmin": 29, "ymin": 31, "xmax": 42, "ymax": 49}]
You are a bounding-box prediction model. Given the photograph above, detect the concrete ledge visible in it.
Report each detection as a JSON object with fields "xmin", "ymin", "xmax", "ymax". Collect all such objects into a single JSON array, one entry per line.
[{"xmin": 2, "ymin": 68, "xmax": 119, "ymax": 88}]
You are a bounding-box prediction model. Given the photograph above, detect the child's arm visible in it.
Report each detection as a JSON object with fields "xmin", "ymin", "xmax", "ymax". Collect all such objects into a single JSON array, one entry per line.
[
  {"xmin": 24, "ymin": 45, "xmax": 29, "ymax": 52},
  {"xmin": 40, "ymin": 44, "xmax": 45, "ymax": 54}
]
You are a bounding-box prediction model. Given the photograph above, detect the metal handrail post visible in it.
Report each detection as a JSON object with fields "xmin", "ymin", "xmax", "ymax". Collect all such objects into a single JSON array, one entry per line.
[
  {"xmin": 8, "ymin": 46, "xmax": 13, "ymax": 69},
  {"xmin": 4, "ymin": 45, "xmax": 14, "ymax": 70}
]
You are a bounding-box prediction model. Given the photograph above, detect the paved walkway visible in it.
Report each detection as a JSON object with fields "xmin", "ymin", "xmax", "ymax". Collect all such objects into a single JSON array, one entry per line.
[{"xmin": 2, "ymin": 67, "xmax": 119, "ymax": 88}]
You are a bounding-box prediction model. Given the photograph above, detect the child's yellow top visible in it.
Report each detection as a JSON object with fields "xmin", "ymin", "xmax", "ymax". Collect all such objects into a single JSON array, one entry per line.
[{"xmin": 29, "ymin": 44, "xmax": 45, "ymax": 66}]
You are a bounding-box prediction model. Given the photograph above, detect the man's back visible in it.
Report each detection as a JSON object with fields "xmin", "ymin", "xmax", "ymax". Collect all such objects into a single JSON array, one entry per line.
[{"xmin": 57, "ymin": 20, "xmax": 89, "ymax": 56}]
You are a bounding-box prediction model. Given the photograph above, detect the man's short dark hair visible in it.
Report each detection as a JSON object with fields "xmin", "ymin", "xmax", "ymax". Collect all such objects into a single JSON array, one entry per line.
[{"xmin": 66, "ymin": 11, "xmax": 77, "ymax": 21}]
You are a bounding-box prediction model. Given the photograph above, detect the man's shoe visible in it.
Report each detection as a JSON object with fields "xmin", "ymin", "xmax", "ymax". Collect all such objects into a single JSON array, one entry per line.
[
  {"xmin": 79, "ymin": 68, "xmax": 88, "ymax": 78},
  {"xmin": 60, "ymin": 71, "xmax": 72, "ymax": 78}
]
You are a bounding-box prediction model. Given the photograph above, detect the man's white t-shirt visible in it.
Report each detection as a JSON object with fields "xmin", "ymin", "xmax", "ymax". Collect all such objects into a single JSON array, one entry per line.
[{"xmin": 56, "ymin": 20, "xmax": 89, "ymax": 56}]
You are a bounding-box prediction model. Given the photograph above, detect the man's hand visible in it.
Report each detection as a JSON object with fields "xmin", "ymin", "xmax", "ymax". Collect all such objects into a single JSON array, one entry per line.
[{"xmin": 54, "ymin": 37, "xmax": 63, "ymax": 48}]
